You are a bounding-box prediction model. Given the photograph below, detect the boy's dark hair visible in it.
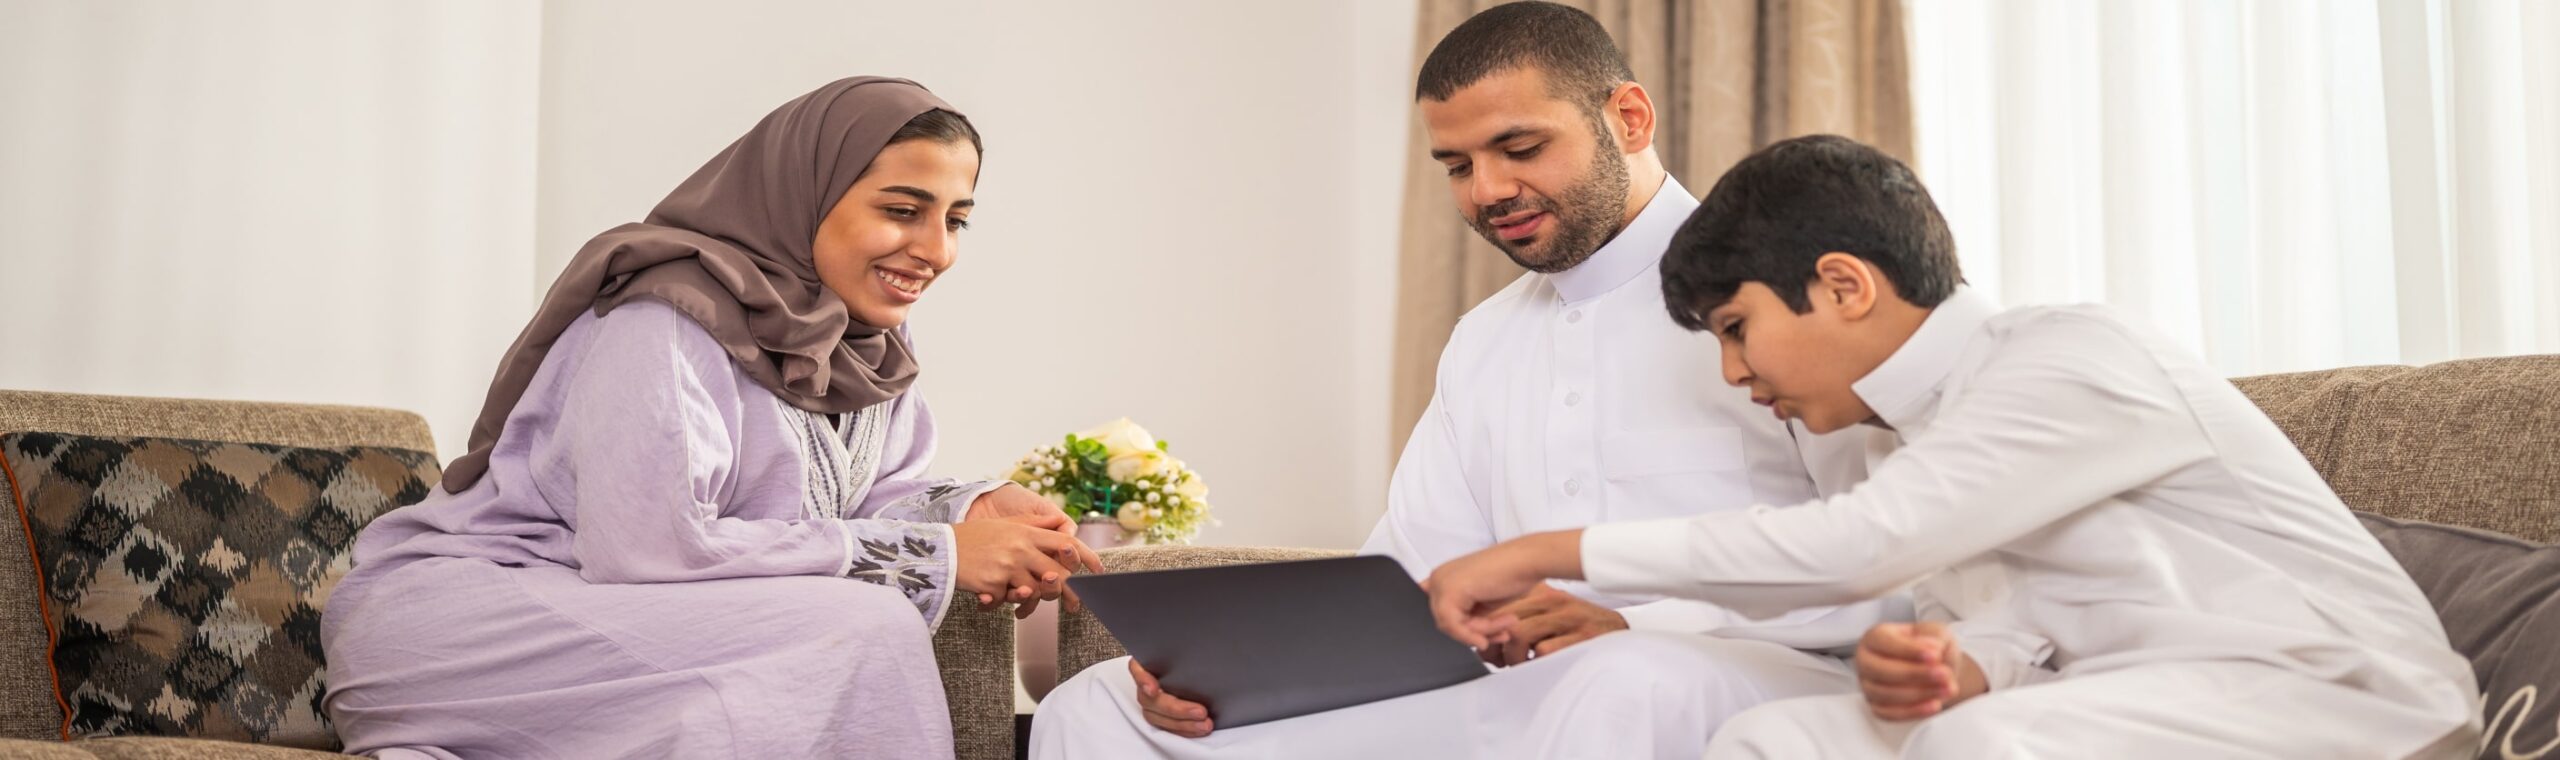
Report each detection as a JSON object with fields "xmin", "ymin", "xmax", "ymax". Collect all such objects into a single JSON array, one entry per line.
[
  {"xmin": 1661, "ymin": 134, "xmax": 1962, "ymax": 330},
  {"xmin": 1415, "ymin": 1, "xmax": 1633, "ymax": 122}
]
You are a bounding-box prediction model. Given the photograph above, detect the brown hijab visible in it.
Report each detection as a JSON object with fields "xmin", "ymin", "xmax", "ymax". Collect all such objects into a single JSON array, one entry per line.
[{"xmin": 442, "ymin": 76, "xmax": 958, "ymax": 492}]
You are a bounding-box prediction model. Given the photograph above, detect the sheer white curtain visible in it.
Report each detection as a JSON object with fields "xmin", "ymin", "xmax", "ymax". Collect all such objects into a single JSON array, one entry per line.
[
  {"xmin": 1907, "ymin": 0, "xmax": 2560, "ymax": 376},
  {"xmin": 0, "ymin": 1, "xmax": 542, "ymax": 456}
]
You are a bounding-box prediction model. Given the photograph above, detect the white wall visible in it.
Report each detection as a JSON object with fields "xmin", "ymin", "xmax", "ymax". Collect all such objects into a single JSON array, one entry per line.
[
  {"xmin": 0, "ymin": 1, "xmax": 542, "ymax": 458},
  {"xmin": 534, "ymin": 1, "xmax": 1415, "ymax": 549},
  {"xmin": 2, "ymin": 1, "xmax": 1416, "ymax": 551}
]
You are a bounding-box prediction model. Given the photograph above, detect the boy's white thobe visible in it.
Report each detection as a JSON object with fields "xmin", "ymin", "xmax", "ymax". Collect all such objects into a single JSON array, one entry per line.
[{"xmin": 1578, "ymin": 289, "xmax": 2481, "ymax": 759}]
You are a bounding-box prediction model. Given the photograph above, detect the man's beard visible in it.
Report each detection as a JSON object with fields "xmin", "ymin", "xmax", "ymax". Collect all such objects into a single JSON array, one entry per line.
[{"xmin": 1467, "ymin": 139, "xmax": 1632, "ymax": 274}]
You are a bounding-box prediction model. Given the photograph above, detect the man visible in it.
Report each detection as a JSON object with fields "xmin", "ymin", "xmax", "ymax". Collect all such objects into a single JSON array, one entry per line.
[{"xmin": 1031, "ymin": 4, "xmax": 1884, "ymax": 757}]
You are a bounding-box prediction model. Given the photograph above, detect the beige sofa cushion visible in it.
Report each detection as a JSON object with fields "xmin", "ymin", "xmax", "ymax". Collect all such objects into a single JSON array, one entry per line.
[
  {"xmin": 2233, "ymin": 356, "xmax": 2560, "ymax": 544},
  {"xmin": 73, "ymin": 737, "xmax": 343, "ymax": 759}
]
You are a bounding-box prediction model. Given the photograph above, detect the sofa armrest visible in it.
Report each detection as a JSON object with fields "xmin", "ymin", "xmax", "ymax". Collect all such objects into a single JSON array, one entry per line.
[
  {"xmin": 1056, "ymin": 545, "xmax": 1354, "ymax": 683},
  {"xmin": 933, "ymin": 603, "xmax": 1016, "ymax": 760}
]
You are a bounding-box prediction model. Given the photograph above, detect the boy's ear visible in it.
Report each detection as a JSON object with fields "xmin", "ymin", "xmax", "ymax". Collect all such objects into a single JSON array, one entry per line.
[{"xmin": 1811, "ymin": 252, "xmax": 1880, "ymax": 321}]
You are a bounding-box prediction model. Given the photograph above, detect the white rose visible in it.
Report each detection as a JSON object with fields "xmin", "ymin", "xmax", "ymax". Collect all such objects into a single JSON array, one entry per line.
[
  {"xmin": 1075, "ymin": 417, "xmax": 1160, "ymax": 458},
  {"xmin": 1116, "ymin": 502, "xmax": 1149, "ymax": 531},
  {"xmin": 1106, "ymin": 450, "xmax": 1167, "ymax": 481}
]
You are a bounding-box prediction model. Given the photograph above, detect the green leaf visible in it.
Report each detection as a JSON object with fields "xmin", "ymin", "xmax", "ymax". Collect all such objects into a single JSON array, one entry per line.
[{"xmin": 1156, "ymin": 439, "xmax": 1169, "ymax": 452}]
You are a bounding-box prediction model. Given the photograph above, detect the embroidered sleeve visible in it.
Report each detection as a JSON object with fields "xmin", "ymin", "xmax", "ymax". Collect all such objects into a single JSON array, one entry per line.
[
  {"xmin": 839, "ymin": 518, "xmax": 959, "ymax": 630},
  {"xmin": 871, "ymin": 479, "xmax": 1009, "ymax": 524}
]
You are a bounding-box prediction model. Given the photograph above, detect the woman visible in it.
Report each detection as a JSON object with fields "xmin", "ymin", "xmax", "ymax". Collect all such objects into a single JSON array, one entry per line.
[{"xmin": 322, "ymin": 77, "xmax": 1100, "ymax": 759}]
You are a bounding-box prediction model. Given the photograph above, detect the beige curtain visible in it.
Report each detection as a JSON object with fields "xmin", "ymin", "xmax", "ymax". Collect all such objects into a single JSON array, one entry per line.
[{"xmin": 1389, "ymin": 0, "xmax": 1914, "ymax": 456}]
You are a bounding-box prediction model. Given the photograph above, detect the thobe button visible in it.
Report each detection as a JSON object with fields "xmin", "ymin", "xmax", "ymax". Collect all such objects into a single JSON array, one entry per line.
[
  {"xmin": 1563, "ymin": 478, "xmax": 1582, "ymax": 496},
  {"xmin": 1563, "ymin": 392, "xmax": 1581, "ymax": 407},
  {"xmin": 1565, "ymin": 310, "xmax": 1583, "ymax": 324}
]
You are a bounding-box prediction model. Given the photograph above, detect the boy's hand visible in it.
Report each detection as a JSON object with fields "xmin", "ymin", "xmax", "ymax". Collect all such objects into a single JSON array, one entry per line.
[
  {"xmin": 1856, "ymin": 622, "xmax": 1987, "ymax": 721},
  {"xmin": 1422, "ymin": 530, "xmax": 1585, "ymax": 649}
]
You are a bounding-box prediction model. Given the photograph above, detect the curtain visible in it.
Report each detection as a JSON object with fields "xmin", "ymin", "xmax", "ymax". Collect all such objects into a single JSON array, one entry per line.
[
  {"xmin": 1907, "ymin": 0, "xmax": 2560, "ymax": 377},
  {"xmin": 0, "ymin": 1, "xmax": 542, "ymax": 457},
  {"xmin": 1389, "ymin": 0, "xmax": 1915, "ymax": 456}
]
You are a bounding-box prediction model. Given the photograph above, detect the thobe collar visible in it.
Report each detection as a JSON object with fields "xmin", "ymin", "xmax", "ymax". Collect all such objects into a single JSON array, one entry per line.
[
  {"xmin": 1850, "ymin": 286, "xmax": 2001, "ymax": 436},
  {"xmin": 1549, "ymin": 175, "xmax": 1694, "ymax": 306}
]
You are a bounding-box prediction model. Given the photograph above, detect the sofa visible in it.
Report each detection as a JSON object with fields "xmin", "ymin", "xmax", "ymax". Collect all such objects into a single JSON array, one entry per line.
[
  {"xmin": 1056, "ymin": 356, "xmax": 2560, "ymax": 759},
  {"xmin": 0, "ymin": 390, "xmax": 1016, "ymax": 760},
  {"xmin": 1, "ymin": 355, "xmax": 2550, "ymax": 759}
]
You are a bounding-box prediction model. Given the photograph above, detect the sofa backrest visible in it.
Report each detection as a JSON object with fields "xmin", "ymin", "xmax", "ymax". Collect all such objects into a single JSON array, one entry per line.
[
  {"xmin": 0, "ymin": 390, "xmax": 433, "ymax": 740},
  {"xmin": 2231, "ymin": 355, "xmax": 2560, "ymax": 544}
]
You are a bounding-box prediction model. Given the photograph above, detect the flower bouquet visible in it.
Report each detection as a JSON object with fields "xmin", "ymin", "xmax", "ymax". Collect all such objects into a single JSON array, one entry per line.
[{"xmin": 1006, "ymin": 418, "xmax": 1212, "ymax": 545}]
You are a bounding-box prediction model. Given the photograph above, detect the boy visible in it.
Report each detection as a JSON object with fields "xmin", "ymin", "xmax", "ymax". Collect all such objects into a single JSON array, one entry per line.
[{"xmin": 1420, "ymin": 135, "xmax": 2478, "ymax": 758}]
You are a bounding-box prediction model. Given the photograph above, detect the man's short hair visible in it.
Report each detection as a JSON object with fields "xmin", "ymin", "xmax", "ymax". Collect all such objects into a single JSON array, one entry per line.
[{"xmin": 1415, "ymin": 1, "xmax": 1634, "ymax": 119}]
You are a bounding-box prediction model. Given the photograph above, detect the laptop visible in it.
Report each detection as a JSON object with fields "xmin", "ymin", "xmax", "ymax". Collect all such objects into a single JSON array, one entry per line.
[{"xmin": 1065, "ymin": 554, "xmax": 1493, "ymax": 729}]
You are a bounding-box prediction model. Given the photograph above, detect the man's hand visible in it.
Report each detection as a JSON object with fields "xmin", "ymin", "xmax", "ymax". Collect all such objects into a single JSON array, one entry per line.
[
  {"xmin": 1129, "ymin": 659, "xmax": 1213, "ymax": 737},
  {"xmin": 1855, "ymin": 622, "xmax": 1986, "ymax": 721},
  {"xmin": 1421, "ymin": 530, "xmax": 1586, "ymax": 649},
  {"xmin": 1479, "ymin": 583, "xmax": 1628, "ymax": 666}
]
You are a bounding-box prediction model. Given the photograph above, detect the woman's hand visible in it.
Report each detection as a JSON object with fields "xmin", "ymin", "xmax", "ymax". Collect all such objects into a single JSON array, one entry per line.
[
  {"xmin": 961, "ymin": 486, "xmax": 1099, "ymax": 610},
  {"xmin": 966, "ymin": 483, "xmax": 1074, "ymax": 531},
  {"xmin": 951, "ymin": 513, "xmax": 1104, "ymax": 618}
]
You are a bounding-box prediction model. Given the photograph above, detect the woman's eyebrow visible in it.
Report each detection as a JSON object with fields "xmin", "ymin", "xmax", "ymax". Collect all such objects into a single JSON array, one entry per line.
[{"xmin": 880, "ymin": 185, "xmax": 972, "ymax": 209}]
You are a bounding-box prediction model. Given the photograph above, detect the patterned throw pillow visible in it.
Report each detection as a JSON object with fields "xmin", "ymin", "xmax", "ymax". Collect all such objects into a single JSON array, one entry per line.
[{"xmin": 0, "ymin": 432, "xmax": 436, "ymax": 748}]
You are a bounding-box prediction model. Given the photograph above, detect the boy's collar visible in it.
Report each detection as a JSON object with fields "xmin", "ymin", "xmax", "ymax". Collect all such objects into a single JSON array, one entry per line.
[{"xmin": 1851, "ymin": 287, "xmax": 2000, "ymax": 433}]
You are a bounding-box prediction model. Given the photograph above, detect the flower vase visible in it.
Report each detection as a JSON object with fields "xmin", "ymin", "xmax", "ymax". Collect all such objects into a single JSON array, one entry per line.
[{"xmin": 1017, "ymin": 515, "xmax": 1136, "ymax": 702}]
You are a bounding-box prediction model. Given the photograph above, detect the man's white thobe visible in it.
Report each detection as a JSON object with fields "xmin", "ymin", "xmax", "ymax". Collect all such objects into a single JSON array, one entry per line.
[
  {"xmin": 1573, "ymin": 290, "xmax": 2481, "ymax": 759},
  {"xmin": 1032, "ymin": 176, "xmax": 1887, "ymax": 759}
]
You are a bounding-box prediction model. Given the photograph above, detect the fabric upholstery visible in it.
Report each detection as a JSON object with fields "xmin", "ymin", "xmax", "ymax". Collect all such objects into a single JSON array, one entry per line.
[
  {"xmin": 72, "ymin": 738, "xmax": 344, "ymax": 760},
  {"xmin": 0, "ymin": 739, "xmax": 95, "ymax": 759},
  {"xmin": 933, "ymin": 604, "xmax": 1014, "ymax": 760},
  {"xmin": 2233, "ymin": 356, "xmax": 2560, "ymax": 543},
  {"xmin": 0, "ymin": 389, "xmax": 1017, "ymax": 757}
]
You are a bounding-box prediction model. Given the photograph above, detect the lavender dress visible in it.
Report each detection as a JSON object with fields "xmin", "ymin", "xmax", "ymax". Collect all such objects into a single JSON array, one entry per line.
[{"xmin": 321, "ymin": 299, "xmax": 1004, "ymax": 759}]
